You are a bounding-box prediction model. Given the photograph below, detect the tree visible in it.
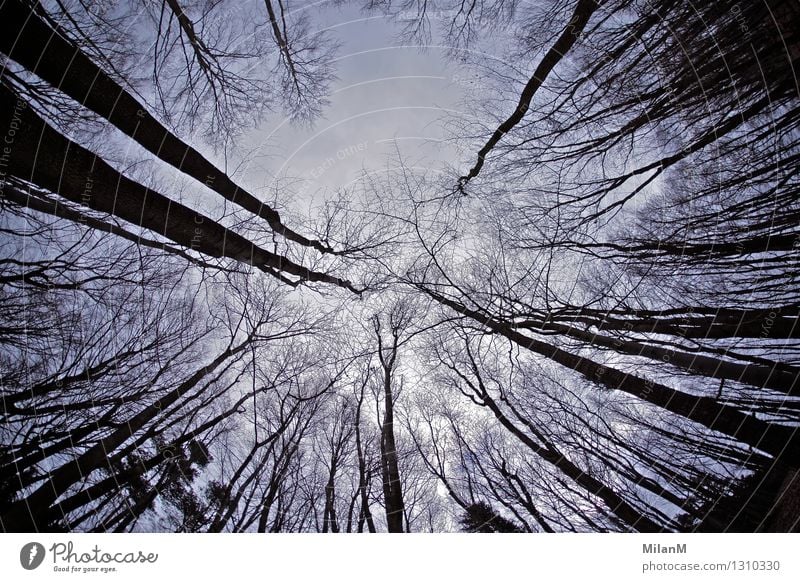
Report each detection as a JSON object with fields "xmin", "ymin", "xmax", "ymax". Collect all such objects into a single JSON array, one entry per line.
[
  {"xmin": 372, "ymin": 302, "xmax": 413, "ymax": 532},
  {"xmin": 2, "ymin": 0, "xmax": 799, "ymax": 533},
  {"xmin": 460, "ymin": 502, "xmax": 524, "ymax": 533},
  {"xmin": 0, "ymin": 0, "xmax": 361, "ymax": 289}
]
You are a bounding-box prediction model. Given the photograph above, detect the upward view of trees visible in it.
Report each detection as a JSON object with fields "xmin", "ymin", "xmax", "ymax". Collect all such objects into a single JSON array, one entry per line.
[{"xmin": 1, "ymin": 0, "xmax": 798, "ymax": 532}]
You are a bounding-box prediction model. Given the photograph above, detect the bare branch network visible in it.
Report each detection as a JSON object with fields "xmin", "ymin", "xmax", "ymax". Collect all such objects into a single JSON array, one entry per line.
[{"xmin": 1, "ymin": 0, "xmax": 799, "ymax": 533}]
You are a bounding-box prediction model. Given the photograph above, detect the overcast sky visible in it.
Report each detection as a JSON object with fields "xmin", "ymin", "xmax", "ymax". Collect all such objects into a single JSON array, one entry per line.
[{"xmin": 236, "ymin": 3, "xmax": 470, "ymax": 208}]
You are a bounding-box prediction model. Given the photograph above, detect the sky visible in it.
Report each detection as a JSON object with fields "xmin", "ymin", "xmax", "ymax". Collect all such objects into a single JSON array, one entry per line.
[{"xmin": 237, "ymin": 3, "xmax": 469, "ymax": 209}]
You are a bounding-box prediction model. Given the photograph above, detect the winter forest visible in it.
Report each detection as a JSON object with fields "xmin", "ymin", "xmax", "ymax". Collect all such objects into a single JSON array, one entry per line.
[{"xmin": 1, "ymin": 0, "xmax": 799, "ymax": 533}]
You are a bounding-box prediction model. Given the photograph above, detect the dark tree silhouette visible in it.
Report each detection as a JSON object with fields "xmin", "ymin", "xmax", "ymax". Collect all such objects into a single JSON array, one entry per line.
[
  {"xmin": 1, "ymin": 0, "xmax": 799, "ymax": 533},
  {"xmin": 460, "ymin": 502, "xmax": 524, "ymax": 533}
]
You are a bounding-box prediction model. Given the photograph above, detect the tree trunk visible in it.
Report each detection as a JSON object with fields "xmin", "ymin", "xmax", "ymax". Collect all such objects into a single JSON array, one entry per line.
[{"xmin": 423, "ymin": 289, "xmax": 800, "ymax": 468}]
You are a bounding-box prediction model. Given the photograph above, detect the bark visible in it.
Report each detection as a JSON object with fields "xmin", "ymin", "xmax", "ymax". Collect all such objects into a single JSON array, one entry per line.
[
  {"xmin": 529, "ymin": 306, "xmax": 800, "ymax": 341},
  {"xmin": 514, "ymin": 317, "xmax": 800, "ymax": 395},
  {"xmin": 457, "ymin": 0, "xmax": 600, "ymax": 190},
  {"xmin": 0, "ymin": 337, "xmax": 251, "ymax": 532},
  {"xmin": 0, "ymin": 0, "xmax": 334, "ymax": 254},
  {"xmin": 374, "ymin": 317, "xmax": 406, "ymax": 532},
  {"xmin": 447, "ymin": 344, "xmax": 663, "ymax": 532},
  {"xmin": 0, "ymin": 83, "xmax": 358, "ymax": 292},
  {"xmin": 421, "ymin": 287, "xmax": 800, "ymax": 467},
  {"xmin": 50, "ymin": 394, "xmax": 249, "ymax": 524},
  {"xmin": 354, "ymin": 381, "xmax": 376, "ymax": 533},
  {"xmin": 322, "ymin": 455, "xmax": 340, "ymax": 533}
]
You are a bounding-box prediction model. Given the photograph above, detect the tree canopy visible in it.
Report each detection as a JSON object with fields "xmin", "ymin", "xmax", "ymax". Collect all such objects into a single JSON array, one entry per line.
[{"xmin": 1, "ymin": 0, "xmax": 799, "ymax": 533}]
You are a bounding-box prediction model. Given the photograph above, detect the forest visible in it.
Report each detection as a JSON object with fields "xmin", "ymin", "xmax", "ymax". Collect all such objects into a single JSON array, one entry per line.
[{"xmin": 1, "ymin": 0, "xmax": 799, "ymax": 533}]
